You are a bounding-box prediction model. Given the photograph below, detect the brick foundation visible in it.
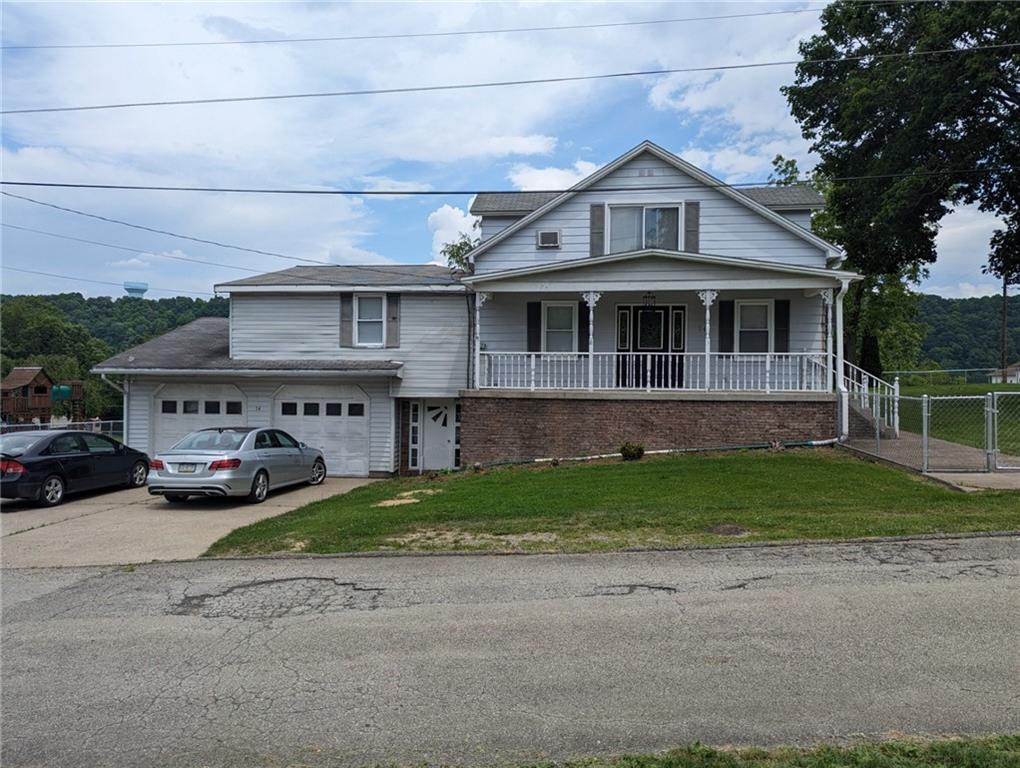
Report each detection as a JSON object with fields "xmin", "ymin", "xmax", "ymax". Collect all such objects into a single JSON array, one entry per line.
[{"xmin": 459, "ymin": 393, "xmax": 837, "ymax": 466}]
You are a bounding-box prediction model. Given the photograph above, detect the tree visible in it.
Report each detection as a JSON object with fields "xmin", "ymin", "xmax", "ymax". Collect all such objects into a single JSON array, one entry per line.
[
  {"xmin": 782, "ymin": 1, "xmax": 1019, "ymax": 279},
  {"xmin": 767, "ymin": 154, "xmax": 802, "ymax": 186},
  {"xmin": 440, "ymin": 231, "xmax": 478, "ymax": 272}
]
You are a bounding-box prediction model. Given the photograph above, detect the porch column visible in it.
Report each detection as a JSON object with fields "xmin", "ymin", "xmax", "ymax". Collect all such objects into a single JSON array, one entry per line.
[
  {"xmin": 697, "ymin": 290, "xmax": 718, "ymax": 390},
  {"xmin": 821, "ymin": 288, "xmax": 834, "ymax": 391},
  {"xmin": 581, "ymin": 291, "xmax": 601, "ymax": 391},
  {"xmin": 834, "ymin": 280, "xmax": 849, "ymax": 438},
  {"xmin": 473, "ymin": 292, "xmax": 491, "ymax": 389}
]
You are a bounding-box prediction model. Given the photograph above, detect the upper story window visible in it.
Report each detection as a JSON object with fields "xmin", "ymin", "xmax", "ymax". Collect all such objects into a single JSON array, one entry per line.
[
  {"xmin": 608, "ymin": 206, "xmax": 680, "ymax": 253},
  {"xmin": 735, "ymin": 300, "xmax": 772, "ymax": 353},
  {"xmin": 355, "ymin": 295, "xmax": 385, "ymax": 347}
]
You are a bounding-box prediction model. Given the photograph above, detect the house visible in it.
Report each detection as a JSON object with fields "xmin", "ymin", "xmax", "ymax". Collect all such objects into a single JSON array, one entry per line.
[
  {"xmin": 1, "ymin": 367, "xmax": 54, "ymax": 424},
  {"xmin": 990, "ymin": 364, "xmax": 1020, "ymax": 384},
  {"xmin": 94, "ymin": 140, "xmax": 867, "ymax": 476}
]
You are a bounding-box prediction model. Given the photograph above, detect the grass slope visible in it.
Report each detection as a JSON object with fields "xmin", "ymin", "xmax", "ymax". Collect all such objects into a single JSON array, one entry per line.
[
  {"xmin": 207, "ymin": 449, "xmax": 1020, "ymax": 557},
  {"xmin": 518, "ymin": 736, "xmax": 1020, "ymax": 768}
]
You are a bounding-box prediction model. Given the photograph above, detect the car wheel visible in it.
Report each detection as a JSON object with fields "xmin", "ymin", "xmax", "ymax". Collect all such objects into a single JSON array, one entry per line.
[
  {"xmin": 247, "ymin": 470, "xmax": 269, "ymax": 504},
  {"xmin": 129, "ymin": 461, "xmax": 148, "ymax": 488},
  {"xmin": 38, "ymin": 475, "xmax": 65, "ymax": 507},
  {"xmin": 165, "ymin": 494, "xmax": 189, "ymax": 503},
  {"xmin": 309, "ymin": 459, "xmax": 326, "ymax": 486}
]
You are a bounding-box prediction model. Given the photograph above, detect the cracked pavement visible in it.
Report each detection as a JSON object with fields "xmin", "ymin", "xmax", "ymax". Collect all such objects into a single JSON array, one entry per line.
[{"xmin": 2, "ymin": 535, "xmax": 1019, "ymax": 767}]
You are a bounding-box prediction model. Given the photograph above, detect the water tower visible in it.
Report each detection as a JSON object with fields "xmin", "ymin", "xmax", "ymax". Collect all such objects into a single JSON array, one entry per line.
[{"xmin": 123, "ymin": 281, "xmax": 149, "ymax": 298}]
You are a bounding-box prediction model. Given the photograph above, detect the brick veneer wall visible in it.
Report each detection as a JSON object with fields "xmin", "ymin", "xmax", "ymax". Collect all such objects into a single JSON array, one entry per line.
[{"xmin": 459, "ymin": 395, "xmax": 836, "ymax": 466}]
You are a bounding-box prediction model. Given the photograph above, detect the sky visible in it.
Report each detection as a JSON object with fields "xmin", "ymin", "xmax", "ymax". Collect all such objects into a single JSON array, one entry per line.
[{"xmin": 0, "ymin": 1, "xmax": 1010, "ymax": 300}]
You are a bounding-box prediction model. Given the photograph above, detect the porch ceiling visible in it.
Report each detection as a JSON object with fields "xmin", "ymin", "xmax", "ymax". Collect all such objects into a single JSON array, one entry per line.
[{"xmin": 464, "ymin": 249, "xmax": 859, "ymax": 293}]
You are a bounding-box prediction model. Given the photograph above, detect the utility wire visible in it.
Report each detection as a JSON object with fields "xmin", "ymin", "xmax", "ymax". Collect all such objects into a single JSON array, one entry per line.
[
  {"xmin": 0, "ymin": 5, "xmax": 842, "ymax": 50},
  {"xmin": 2, "ymin": 265, "xmax": 216, "ymax": 296},
  {"xmin": 1, "ymin": 166, "xmax": 1008, "ymax": 197},
  {"xmin": 4, "ymin": 42, "xmax": 1016, "ymax": 115}
]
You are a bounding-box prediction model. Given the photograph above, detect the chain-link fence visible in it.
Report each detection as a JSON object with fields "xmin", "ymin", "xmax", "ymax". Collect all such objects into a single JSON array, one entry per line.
[
  {"xmin": 846, "ymin": 392, "xmax": 1020, "ymax": 473},
  {"xmin": 0, "ymin": 420, "xmax": 124, "ymax": 442}
]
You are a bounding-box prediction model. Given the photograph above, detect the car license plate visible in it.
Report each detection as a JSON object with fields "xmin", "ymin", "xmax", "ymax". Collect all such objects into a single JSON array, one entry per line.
[{"xmin": 177, "ymin": 463, "xmax": 197, "ymax": 473}]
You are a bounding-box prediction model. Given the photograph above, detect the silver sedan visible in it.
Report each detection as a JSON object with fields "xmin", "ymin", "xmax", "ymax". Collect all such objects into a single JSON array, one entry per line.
[{"xmin": 147, "ymin": 427, "xmax": 326, "ymax": 503}]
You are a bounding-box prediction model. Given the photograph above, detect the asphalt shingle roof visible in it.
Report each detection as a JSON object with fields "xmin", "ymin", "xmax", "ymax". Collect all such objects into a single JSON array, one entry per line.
[
  {"xmin": 469, "ymin": 185, "xmax": 823, "ymax": 217},
  {"xmin": 92, "ymin": 318, "xmax": 402, "ymax": 373},
  {"xmin": 216, "ymin": 264, "xmax": 461, "ymax": 289},
  {"xmin": 1, "ymin": 367, "xmax": 48, "ymax": 390}
]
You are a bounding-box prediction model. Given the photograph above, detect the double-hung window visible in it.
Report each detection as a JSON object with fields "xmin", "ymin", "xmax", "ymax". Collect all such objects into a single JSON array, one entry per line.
[
  {"xmin": 608, "ymin": 205, "xmax": 680, "ymax": 253},
  {"xmin": 735, "ymin": 300, "xmax": 772, "ymax": 353},
  {"xmin": 355, "ymin": 295, "xmax": 385, "ymax": 347},
  {"xmin": 542, "ymin": 302, "xmax": 577, "ymax": 352}
]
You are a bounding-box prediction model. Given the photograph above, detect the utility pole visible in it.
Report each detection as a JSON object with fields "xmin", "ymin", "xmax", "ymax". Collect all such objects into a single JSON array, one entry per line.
[{"xmin": 1003, "ymin": 272, "xmax": 1009, "ymax": 377}]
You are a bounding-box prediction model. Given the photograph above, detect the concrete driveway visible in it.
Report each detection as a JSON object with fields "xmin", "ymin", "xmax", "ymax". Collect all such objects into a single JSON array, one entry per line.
[{"xmin": 0, "ymin": 478, "xmax": 372, "ymax": 568}]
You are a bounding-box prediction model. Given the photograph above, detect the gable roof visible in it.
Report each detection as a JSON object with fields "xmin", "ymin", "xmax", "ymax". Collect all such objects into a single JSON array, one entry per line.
[
  {"xmin": 470, "ymin": 184, "xmax": 823, "ymax": 216},
  {"xmin": 216, "ymin": 264, "xmax": 464, "ymax": 292},
  {"xmin": 92, "ymin": 318, "xmax": 402, "ymax": 376},
  {"xmin": 467, "ymin": 140, "xmax": 842, "ymax": 264},
  {"xmin": 462, "ymin": 248, "xmax": 860, "ymax": 285},
  {"xmin": 1, "ymin": 367, "xmax": 50, "ymax": 390}
]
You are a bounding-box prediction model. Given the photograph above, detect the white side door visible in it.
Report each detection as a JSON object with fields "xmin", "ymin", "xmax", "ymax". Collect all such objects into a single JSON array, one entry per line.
[{"xmin": 422, "ymin": 399, "xmax": 456, "ymax": 470}]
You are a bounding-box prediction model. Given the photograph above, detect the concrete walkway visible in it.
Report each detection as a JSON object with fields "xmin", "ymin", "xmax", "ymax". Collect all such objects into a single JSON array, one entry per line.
[
  {"xmin": 0, "ymin": 478, "xmax": 372, "ymax": 568},
  {"xmin": 928, "ymin": 472, "xmax": 1020, "ymax": 491}
]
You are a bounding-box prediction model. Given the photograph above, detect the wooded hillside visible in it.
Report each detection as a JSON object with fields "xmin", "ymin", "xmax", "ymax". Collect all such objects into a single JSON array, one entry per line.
[{"xmin": 917, "ymin": 293, "xmax": 1020, "ymax": 370}]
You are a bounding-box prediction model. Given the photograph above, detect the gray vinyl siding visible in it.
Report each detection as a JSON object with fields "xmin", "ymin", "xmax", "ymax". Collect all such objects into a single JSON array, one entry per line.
[
  {"xmin": 473, "ymin": 152, "xmax": 826, "ymax": 274},
  {"xmin": 480, "ymin": 216, "xmax": 519, "ymax": 241},
  {"xmin": 480, "ymin": 290, "xmax": 824, "ymax": 355},
  {"xmin": 230, "ymin": 293, "xmax": 469, "ymax": 397},
  {"xmin": 777, "ymin": 210, "xmax": 813, "ymax": 230},
  {"xmin": 121, "ymin": 376, "xmax": 396, "ymax": 473}
]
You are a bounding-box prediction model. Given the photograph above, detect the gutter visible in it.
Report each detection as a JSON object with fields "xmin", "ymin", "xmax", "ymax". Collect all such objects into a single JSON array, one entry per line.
[{"xmin": 91, "ymin": 367, "xmax": 403, "ymax": 379}]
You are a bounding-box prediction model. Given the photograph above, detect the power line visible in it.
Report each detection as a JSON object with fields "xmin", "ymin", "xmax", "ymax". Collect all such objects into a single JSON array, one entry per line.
[
  {"xmin": 1, "ymin": 265, "xmax": 216, "ymax": 296},
  {"xmin": 4, "ymin": 42, "xmax": 1016, "ymax": 116},
  {"xmin": 0, "ymin": 5, "xmax": 840, "ymax": 51},
  {"xmin": 1, "ymin": 166, "xmax": 1008, "ymax": 197}
]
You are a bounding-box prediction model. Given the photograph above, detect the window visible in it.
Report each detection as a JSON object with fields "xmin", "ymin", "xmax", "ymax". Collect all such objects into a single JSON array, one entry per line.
[
  {"xmin": 636, "ymin": 308, "xmax": 665, "ymax": 351},
  {"xmin": 281, "ymin": 402, "xmax": 297, "ymax": 416},
  {"xmin": 182, "ymin": 401, "xmax": 199, "ymax": 415},
  {"xmin": 409, "ymin": 402, "xmax": 420, "ymax": 470},
  {"xmin": 254, "ymin": 431, "xmax": 275, "ymax": 449},
  {"xmin": 671, "ymin": 309, "xmax": 686, "ymax": 351},
  {"xmin": 736, "ymin": 301, "xmax": 772, "ymax": 353},
  {"xmin": 348, "ymin": 403, "xmax": 365, "ymax": 417},
  {"xmin": 303, "ymin": 402, "xmax": 320, "ymax": 416},
  {"xmin": 225, "ymin": 401, "xmax": 243, "ymax": 415},
  {"xmin": 273, "ymin": 430, "xmax": 299, "ymax": 448},
  {"xmin": 617, "ymin": 308, "xmax": 630, "ymax": 350},
  {"xmin": 47, "ymin": 435, "xmax": 83, "ymax": 455},
  {"xmin": 454, "ymin": 403, "xmax": 462, "ymax": 468},
  {"xmin": 542, "ymin": 302, "xmax": 577, "ymax": 352},
  {"xmin": 161, "ymin": 400, "xmax": 177, "ymax": 414},
  {"xmin": 355, "ymin": 295, "xmax": 385, "ymax": 346},
  {"xmin": 608, "ymin": 205, "xmax": 680, "ymax": 253},
  {"xmin": 204, "ymin": 401, "xmax": 221, "ymax": 415},
  {"xmin": 81, "ymin": 434, "xmax": 117, "ymax": 454},
  {"xmin": 325, "ymin": 403, "xmax": 342, "ymax": 416},
  {"xmin": 536, "ymin": 230, "xmax": 561, "ymax": 249},
  {"xmin": 33, "ymin": 386, "xmax": 47, "ymax": 395}
]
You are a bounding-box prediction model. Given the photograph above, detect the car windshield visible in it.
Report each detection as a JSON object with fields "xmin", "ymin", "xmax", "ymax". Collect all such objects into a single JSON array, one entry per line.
[
  {"xmin": 170, "ymin": 430, "xmax": 247, "ymax": 452},
  {"xmin": 0, "ymin": 433, "xmax": 43, "ymax": 456}
]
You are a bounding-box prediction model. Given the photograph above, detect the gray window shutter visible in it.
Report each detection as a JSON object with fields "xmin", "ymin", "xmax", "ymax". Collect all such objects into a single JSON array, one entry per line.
[
  {"xmin": 718, "ymin": 300, "xmax": 734, "ymax": 353},
  {"xmin": 526, "ymin": 302, "xmax": 542, "ymax": 352},
  {"xmin": 683, "ymin": 201, "xmax": 700, "ymax": 252},
  {"xmin": 339, "ymin": 293, "xmax": 354, "ymax": 347},
  {"xmin": 589, "ymin": 204, "xmax": 605, "ymax": 257},
  {"xmin": 774, "ymin": 299, "xmax": 790, "ymax": 353},
  {"xmin": 577, "ymin": 301, "xmax": 589, "ymax": 353},
  {"xmin": 385, "ymin": 294, "xmax": 401, "ymax": 348}
]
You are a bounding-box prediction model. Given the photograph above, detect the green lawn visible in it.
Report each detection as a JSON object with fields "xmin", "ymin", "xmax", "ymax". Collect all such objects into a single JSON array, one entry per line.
[
  {"xmin": 511, "ymin": 737, "xmax": 1020, "ymax": 768},
  {"xmin": 895, "ymin": 384, "xmax": 1020, "ymax": 455},
  {"xmin": 206, "ymin": 449, "xmax": 1020, "ymax": 557}
]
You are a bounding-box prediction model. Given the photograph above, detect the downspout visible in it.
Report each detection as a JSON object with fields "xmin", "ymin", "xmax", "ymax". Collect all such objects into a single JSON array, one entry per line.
[
  {"xmin": 99, "ymin": 373, "xmax": 127, "ymax": 443},
  {"xmin": 834, "ymin": 279, "xmax": 850, "ymax": 441}
]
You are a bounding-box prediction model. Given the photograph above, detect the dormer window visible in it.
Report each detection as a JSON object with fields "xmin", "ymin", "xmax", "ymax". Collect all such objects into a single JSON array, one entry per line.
[
  {"xmin": 536, "ymin": 230, "xmax": 561, "ymax": 249},
  {"xmin": 608, "ymin": 205, "xmax": 680, "ymax": 253}
]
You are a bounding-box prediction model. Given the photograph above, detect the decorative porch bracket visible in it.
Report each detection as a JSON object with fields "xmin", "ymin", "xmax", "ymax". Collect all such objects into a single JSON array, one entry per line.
[
  {"xmin": 697, "ymin": 290, "xmax": 718, "ymax": 390},
  {"xmin": 581, "ymin": 291, "xmax": 602, "ymax": 391},
  {"xmin": 474, "ymin": 292, "xmax": 492, "ymax": 389}
]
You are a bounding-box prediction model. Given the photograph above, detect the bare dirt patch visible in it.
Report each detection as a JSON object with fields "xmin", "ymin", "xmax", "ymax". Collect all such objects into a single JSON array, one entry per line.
[
  {"xmin": 387, "ymin": 529, "xmax": 559, "ymax": 549},
  {"xmin": 373, "ymin": 488, "xmax": 442, "ymax": 508},
  {"xmin": 705, "ymin": 524, "xmax": 751, "ymax": 537}
]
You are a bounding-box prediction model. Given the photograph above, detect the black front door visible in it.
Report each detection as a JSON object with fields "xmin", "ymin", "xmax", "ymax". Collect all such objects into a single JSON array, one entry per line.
[{"xmin": 616, "ymin": 305, "xmax": 685, "ymax": 388}]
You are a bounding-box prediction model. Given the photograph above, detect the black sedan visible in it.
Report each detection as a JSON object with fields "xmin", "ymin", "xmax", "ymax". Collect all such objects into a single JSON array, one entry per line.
[{"xmin": 0, "ymin": 431, "xmax": 150, "ymax": 507}]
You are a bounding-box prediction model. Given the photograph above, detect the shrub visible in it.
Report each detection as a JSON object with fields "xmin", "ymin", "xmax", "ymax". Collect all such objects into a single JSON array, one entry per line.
[{"xmin": 619, "ymin": 442, "xmax": 645, "ymax": 461}]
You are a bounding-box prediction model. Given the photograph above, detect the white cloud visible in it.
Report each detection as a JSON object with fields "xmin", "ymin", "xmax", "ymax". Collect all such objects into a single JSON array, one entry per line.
[
  {"xmin": 108, "ymin": 256, "xmax": 149, "ymax": 268},
  {"xmin": 925, "ymin": 281, "xmax": 1004, "ymax": 299},
  {"xmin": 508, "ymin": 160, "xmax": 600, "ymax": 191},
  {"xmin": 426, "ymin": 204, "xmax": 478, "ymax": 265}
]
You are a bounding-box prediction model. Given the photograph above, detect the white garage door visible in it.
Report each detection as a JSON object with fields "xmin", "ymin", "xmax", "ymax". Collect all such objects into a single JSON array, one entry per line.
[
  {"xmin": 153, "ymin": 384, "xmax": 247, "ymax": 453},
  {"xmin": 273, "ymin": 385, "xmax": 370, "ymax": 476}
]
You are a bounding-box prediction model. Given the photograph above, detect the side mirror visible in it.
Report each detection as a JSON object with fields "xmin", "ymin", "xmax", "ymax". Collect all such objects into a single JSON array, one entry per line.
[{"xmin": 299, "ymin": 442, "xmax": 307, "ymax": 449}]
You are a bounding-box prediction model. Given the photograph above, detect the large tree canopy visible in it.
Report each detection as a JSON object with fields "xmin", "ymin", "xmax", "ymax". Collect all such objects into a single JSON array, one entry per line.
[{"xmin": 782, "ymin": 1, "xmax": 1019, "ymax": 279}]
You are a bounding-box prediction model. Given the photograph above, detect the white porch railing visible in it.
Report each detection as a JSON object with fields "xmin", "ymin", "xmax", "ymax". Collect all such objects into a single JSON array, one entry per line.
[
  {"xmin": 843, "ymin": 361, "xmax": 899, "ymax": 434},
  {"xmin": 479, "ymin": 352, "xmax": 831, "ymax": 393}
]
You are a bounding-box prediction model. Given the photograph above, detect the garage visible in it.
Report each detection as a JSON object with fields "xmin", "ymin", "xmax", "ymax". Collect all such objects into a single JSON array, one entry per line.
[
  {"xmin": 153, "ymin": 383, "xmax": 247, "ymax": 452},
  {"xmin": 273, "ymin": 384, "xmax": 371, "ymax": 476}
]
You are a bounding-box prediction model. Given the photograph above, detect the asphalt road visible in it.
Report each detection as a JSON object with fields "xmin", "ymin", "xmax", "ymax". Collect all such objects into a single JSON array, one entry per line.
[{"xmin": 3, "ymin": 536, "xmax": 1019, "ymax": 767}]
